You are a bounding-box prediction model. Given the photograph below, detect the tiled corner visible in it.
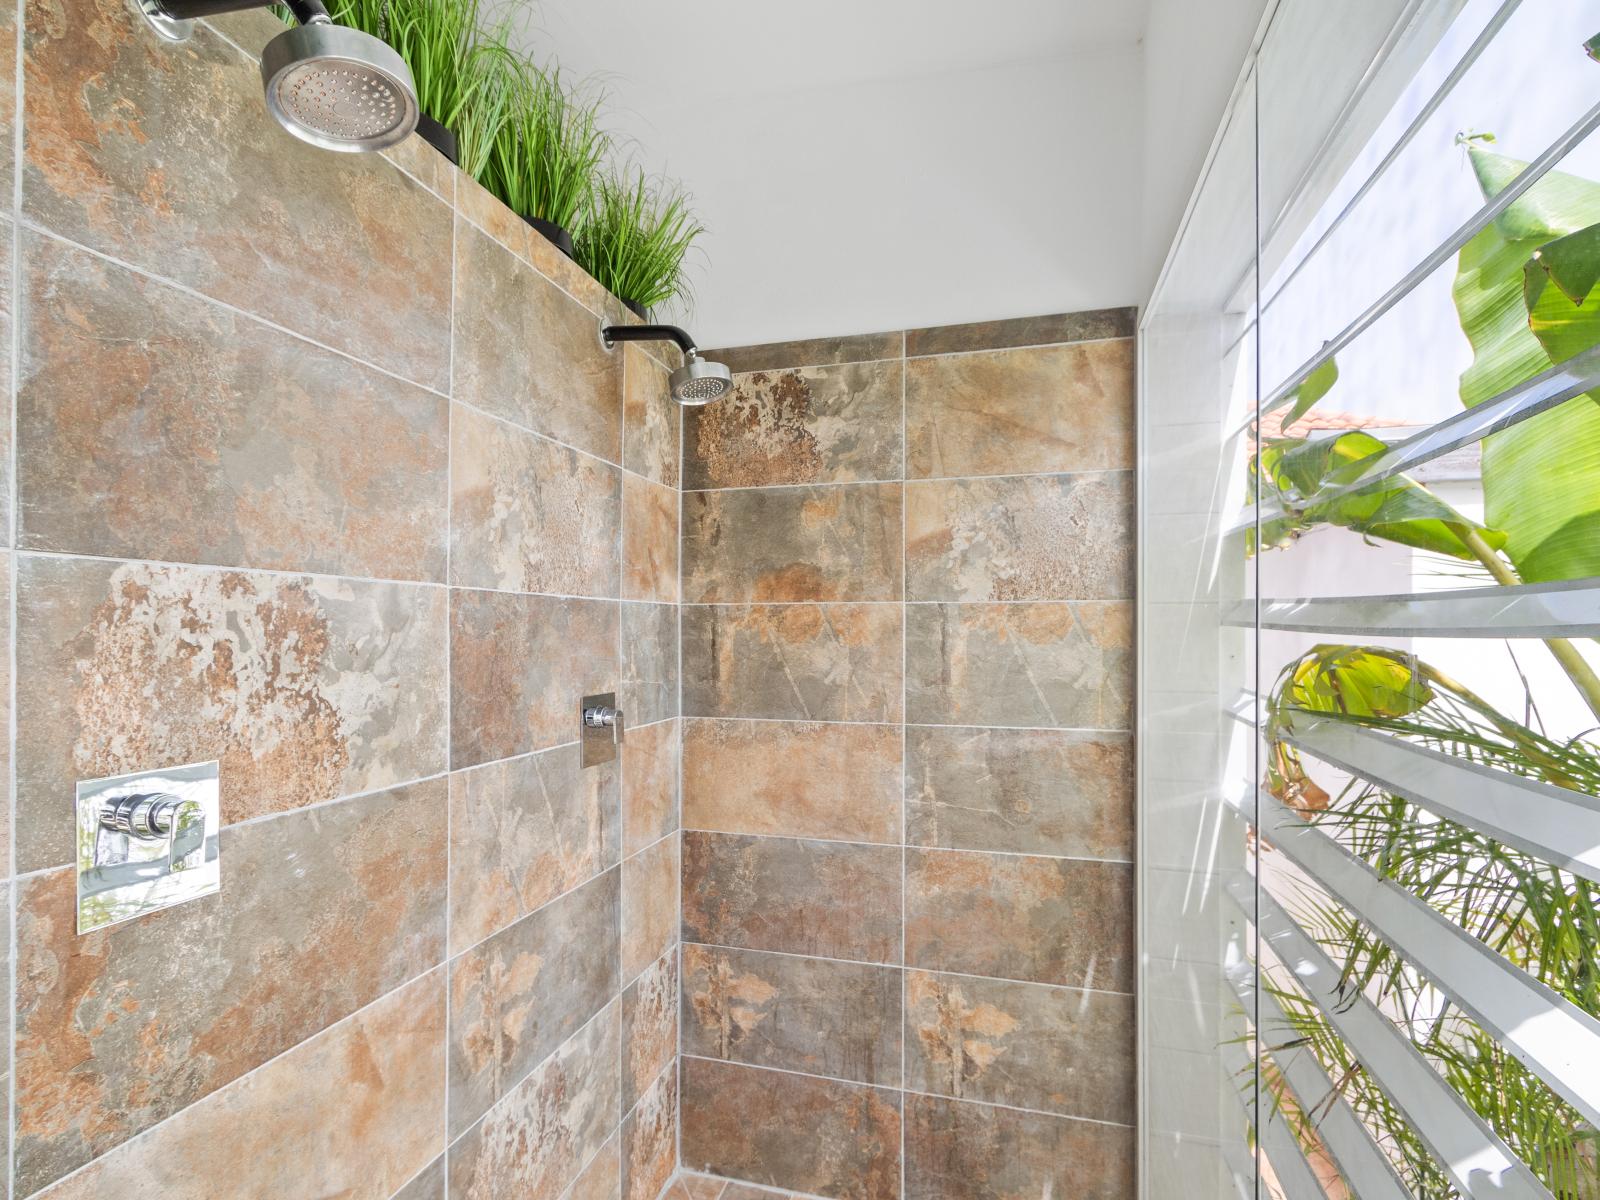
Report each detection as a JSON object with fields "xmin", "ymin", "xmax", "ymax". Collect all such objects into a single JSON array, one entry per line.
[
  {"xmin": 623, "ymin": 950, "xmax": 679, "ymax": 1113},
  {"xmin": 622, "ymin": 1063, "xmax": 679, "ymax": 1200},
  {"xmin": 622, "ymin": 834, "xmax": 679, "ymax": 983}
]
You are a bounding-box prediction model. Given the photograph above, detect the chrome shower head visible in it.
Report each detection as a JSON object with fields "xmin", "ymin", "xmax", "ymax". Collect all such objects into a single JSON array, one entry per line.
[
  {"xmin": 670, "ymin": 353, "xmax": 734, "ymax": 407},
  {"xmin": 140, "ymin": 0, "xmax": 419, "ymax": 154},
  {"xmin": 601, "ymin": 323, "xmax": 734, "ymax": 408}
]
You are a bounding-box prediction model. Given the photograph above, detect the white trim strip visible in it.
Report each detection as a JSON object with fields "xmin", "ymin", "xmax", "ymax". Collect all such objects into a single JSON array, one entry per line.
[
  {"xmin": 1224, "ymin": 579, "xmax": 1600, "ymax": 639},
  {"xmin": 1282, "ymin": 714, "xmax": 1600, "ymax": 886},
  {"xmin": 1229, "ymin": 875, "xmax": 1553, "ymax": 1200},
  {"xmin": 1237, "ymin": 787, "xmax": 1600, "ymax": 1130},
  {"xmin": 1229, "ymin": 961, "xmax": 1423, "ymax": 1200}
]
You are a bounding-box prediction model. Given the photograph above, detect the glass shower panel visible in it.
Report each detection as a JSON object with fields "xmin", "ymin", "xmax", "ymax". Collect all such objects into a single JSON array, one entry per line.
[{"xmin": 1141, "ymin": 0, "xmax": 1600, "ymax": 1195}]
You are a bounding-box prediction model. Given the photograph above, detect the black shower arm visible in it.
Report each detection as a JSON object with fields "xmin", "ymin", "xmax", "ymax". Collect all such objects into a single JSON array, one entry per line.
[
  {"xmin": 601, "ymin": 324, "xmax": 699, "ymax": 356},
  {"xmin": 150, "ymin": 0, "xmax": 329, "ymax": 23}
]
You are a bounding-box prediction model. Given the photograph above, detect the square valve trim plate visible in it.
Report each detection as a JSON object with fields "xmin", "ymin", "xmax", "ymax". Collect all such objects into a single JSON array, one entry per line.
[{"xmin": 76, "ymin": 760, "xmax": 221, "ymax": 935}]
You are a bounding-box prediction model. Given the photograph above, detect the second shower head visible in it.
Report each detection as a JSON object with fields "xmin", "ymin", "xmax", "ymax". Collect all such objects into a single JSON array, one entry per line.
[
  {"xmin": 602, "ymin": 324, "xmax": 734, "ymax": 407},
  {"xmin": 140, "ymin": 0, "xmax": 419, "ymax": 154}
]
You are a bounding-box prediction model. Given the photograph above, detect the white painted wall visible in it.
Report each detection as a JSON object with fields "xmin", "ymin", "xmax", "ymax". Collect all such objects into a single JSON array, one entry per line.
[{"xmin": 509, "ymin": 1, "xmax": 1270, "ymax": 347}]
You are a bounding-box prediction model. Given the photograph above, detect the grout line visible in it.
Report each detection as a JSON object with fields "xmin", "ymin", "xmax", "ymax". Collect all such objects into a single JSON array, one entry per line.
[
  {"xmin": 679, "ymin": 598, "xmax": 1133, "ymax": 607},
  {"xmin": 710, "ymin": 329, "xmax": 1133, "ymax": 377},
  {"xmin": 680, "ymin": 1054, "xmax": 1135, "ymax": 1133},
  {"xmin": 680, "ymin": 713, "xmax": 1132, "ymax": 736},
  {"xmin": 675, "ymin": 382, "xmax": 687, "ymax": 1181},
  {"xmin": 680, "ymin": 940, "xmax": 1136, "ymax": 1000},
  {"xmin": 680, "ymin": 827, "xmax": 1133, "ymax": 866},
  {"xmin": 9, "ymin": 0, "xmax": 22, "ymax": 1191},
  {"xmin": 443, "ymin": 202, "xmax": 457, "ymax": 1186},
  {"xmin": 680, "ymin": 465, "xmax": 1133, "ymax": 494},
  {"xmin": 898, "ymin": 333, "xmax": 908, "ymax": 1200}
]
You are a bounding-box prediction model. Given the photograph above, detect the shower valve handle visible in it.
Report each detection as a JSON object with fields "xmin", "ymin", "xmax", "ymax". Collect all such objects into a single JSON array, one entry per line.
[{"xmin": 584, "ymin": 704, "xmax": 624, "ymax": 744}]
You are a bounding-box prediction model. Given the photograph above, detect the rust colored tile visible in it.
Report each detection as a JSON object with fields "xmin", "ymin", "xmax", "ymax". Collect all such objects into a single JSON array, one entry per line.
[
  {"xmin": 905, "ymin": 472, "xmax": 1133, "ymax": 602},
  {"xmin": 682, "ymin": 484, "xmax": 902, "ymax": 603},
  {"xmin": 455, "ymin": 170, "xmax": 529, "ymax": 260},
  {"xmin": 705, "ymin": 331, "xmax": 902, "ymax": 375},
  {"xmin": 24, "ymin": 0, "xmax": 452, "ymax": 390},
  {"xmin": 905, "ymin": 849, "xmax": 1133, "ymax": 992},
  {"xmin": 448, "ymin": 868, "xmax": 620, "ymax": 1136},
  {"xmin": 624, "ymin": 344, "xmax": 681, "ymax": 488},
  {"xmin": 904, "ymin": 970, "xmax": 1134, "ymax": 1123},
  {"xmin": 682, "ymin": 832, "xmax": 900, "ymax": 964},
  {"xmin": 624, "ymin": 717, "xmax": 679, "ymax": 856},
  {"xmin": 718, "ymin": 1187, "xmax": 791, "ymax": 1200},
  {"xmin": 450, "ymin": 402, "xmax": 621, "ymax": 597},
  {"xmin": 15, "ymin": 556, "xmax": 448, "ymax": 873},
  {"xmin": 15, "ymin": 779, "xmax": 446, "ymax": 1190},
  {"xmin": 904, "ymin": 307, "xmax": 1135, "ymax": 357},
  {"xmin": 449, "ymin": 748, "xmax": 620, "ymax": 954},
  {"xmin": 683, "ymin": 944, "xmax": 901, "ymax": 1087},
  {"xmin": 683, "ymin": 719, "xmax": 900, "ymax": 844},
  {"xmin": 0, "ymin": 557, "xmax": 9, "ymax": 875},
  {"xmin": 682, "ymin": 604, "xmax": 902, "ymax": 723},
  {"xmin": 569, "ymin": 1134, "xmax": 623, "ymax": 1200},
  {"xmin": 393, "ymin": 1155, "xmax": 446, "ymax": 1200},
  {"xmin": 32, "ymin": 969, "xmax": 446, "ymax": 1200},
  {"xmin": 450, "ymin": 589, "xmax": 619, "ymax": 770},
  {"xmin": 904, "ymin": 602, "xmax": 1132, "ymax": 730},
  {"xmin": 623, "ymin": 949, "xmax": 679, "ymax": 1112},
  {"xmin": 904, "ymin": 339, "xmax": 1134, "ymax": 479},
  {"xmin": 683, "ymin": 361, "xmax": 903, "ymax": 489},
  {"xmin": 623, "ymin": 834, "xmax": 678, "ymax": 984},
  {"xmin": 19, "ymin": 232, "xmax": 449, "ymax": 580},
  {"xmin": 623, "ymin": 1063, "xmax": 679, "ymax": 1200},
  {"xmin": 621, "ymin": 601, "xmax": 679, "ymax": 727},
  {"xmin": 905, "ymin": 727, "xmax": 1132, "ymax": 859},
  {"xmin": 0, "ymin": 1, "xmax": 15, "ymax": 205},
  {"xmin": 453, "ymin": 217, "xmax": 622, "ymax": 463},
  {"xmin": 623, "ymin": 473, "xmax": 680, "ymax": 603},
  {"xmin": 680, "ymin": 1058, "xmax": 901, "ymax": 1200},
  {"xmin": 903, "ymin": 1093, "xmax": 1133, "ymax": 1200},
  {"xmin": 383, "ymin": 132, "xmax": 455, "ymax": 202},
  {"xmin": 449, "ymin": 1001, "xmax": 622, "ymax": 1200}
]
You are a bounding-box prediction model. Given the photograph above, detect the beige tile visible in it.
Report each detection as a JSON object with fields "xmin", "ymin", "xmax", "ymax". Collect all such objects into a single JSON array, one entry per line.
[
  {"xmin": 682, "ymin": 604, "xmax": 902, "ymax": 723},
  {"xmin": 904, "ymin": 307, "xmax": 1134, "ymax": 357},
  {"xmin": 24, "ymin": 0, "xmax": 452, "ymax": 390},
  {"xmin": 905, "ymin": 602, "xmax": 1132, "ymax": 730},
  {"xmin": 684, "ymin": 361, "xmax": 903, "ymax": 489},
  {"xmin": 705, "ymin": 331, "xmax": 902, "ymax": 374},
  {"xmin": 448, "ymin": 749, "xmax": 620, "ymax": 954},
  {"xmin": 622, "ymin": 835, "xmax": 679, "ymax": 984},
  {"xmin": 680, "ymin": 1058, "xmax": 900, "ymax": 1200},
  {"xmin": 905, "ymin": 726, "xmax": 1132, "ymax": 858},
  {"xmin": 31, "ymin": 970, "xmax": 446, "ymax": 1200},
  {"xmin": 905, "ymin": 849, "xmax": 1134, "ymax": 992},
  {"xmin": 683, "ymin": 719, "xmax": 901, "ymax": 844},
  {"xmin": 683, "ymin": 945, "xmax": 901, "ymax": 1087},
  {"xmin": 905, "ymin": 340, "xmax": 1134, "ymax": 478},
  {"xmin": 623, "ymin": 344, "xmax": 681, "ymax": 488},
  {"xmin": 623, "ymin": 1063, "xmax": 679, "ymax": 1200},
  {"xmin": 623, "ymin": 950, "xmax": 679, "ymax": 1112},
  {"xmin": 905, "ymin": 472, "xmax": 1133, "ymax": 601},
  {"xmin": 683, "ymin": 832, "xmax": 901, "ymax": 964},
  {"xmin": 904, "ymin": 970, "xmax": 1134, "ymax": 1123},
  {"xmin": 19, "ymin": 233, "xmax": 449, "ymax": 580},
  {"xmin": 682, "ymin": 484, "xmax": 902, "ymax": 603},
  {"xmin": 904, "ymin": 1093, "xmax": 1133, "ymax": 1200},
  {"xmin": 623, "ymin": 718, "xmax": 679, "ymax": 857},
  {"xmin": 450, "ymin": 401, "xmax": 621, "ymax": 597},
  {"xmin": 15, "ymin": 556, "xmax": 448, "ymax": 873},
  {"xmin": 624, "ymin": 473, "xmax": 680, "ymax": 603}
]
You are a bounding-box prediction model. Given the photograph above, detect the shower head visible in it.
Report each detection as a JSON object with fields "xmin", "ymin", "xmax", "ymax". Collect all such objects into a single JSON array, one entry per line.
[
  {"xmin": 669, "ymin": 354, "xmax": 734, "ymax": 407},
  {"xmin": 601, "ymin": 323, "xmax": 734, "ymax": 407},
  {"xmin": 139, "ymin": 0, "xmax": 419, "ymax": 154}
]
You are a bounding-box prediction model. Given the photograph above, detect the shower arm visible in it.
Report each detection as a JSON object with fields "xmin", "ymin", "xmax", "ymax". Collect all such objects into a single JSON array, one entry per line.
[
  {"xmin": 601, "ymin": 324, "xmax": 701, "ymax": 357},
  {"xmin": 147, "ymin": 0, "xmax": 329, "ymax": 23}
]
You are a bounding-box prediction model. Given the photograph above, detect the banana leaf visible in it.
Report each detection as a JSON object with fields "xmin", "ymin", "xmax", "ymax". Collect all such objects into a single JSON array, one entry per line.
[
  {"xmin": 1254, "ymin": 429, "xmax": 1506, "ymax": 559},
  {"xmin": 1274, "ymin": 644, "xmax": 1435, "ymax": 725},
  {"xmin": 1283, "ymin": 355, "xmax": 1339, "ymax": 425},
  {"xmin": 1454, "ymin": 144, "xmax": 1600, "ymax": 583}
]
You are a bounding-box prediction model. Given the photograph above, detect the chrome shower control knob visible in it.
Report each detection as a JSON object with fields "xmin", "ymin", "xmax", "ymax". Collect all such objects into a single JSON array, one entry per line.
[{"xmin": 583, "ymin": 705, "xmax": 621, "ymax": 728}]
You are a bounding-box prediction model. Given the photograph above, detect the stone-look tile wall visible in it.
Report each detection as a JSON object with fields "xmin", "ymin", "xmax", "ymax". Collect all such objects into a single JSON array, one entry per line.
[
  {"xmin": 5, "ymin": 3, "xmax": 681, "ymax": 1197},
  {"xmin": 678, "ymin": 311, "xmax": 1138, "ymax": 1200}
]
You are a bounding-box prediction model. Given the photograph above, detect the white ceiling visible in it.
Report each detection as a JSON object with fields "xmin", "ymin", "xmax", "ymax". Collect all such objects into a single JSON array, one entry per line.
[
  {"xmin": 510, "ymin": 1, "xmax": 1152, "ymax": 99},
  {"xmin": 499, "ymin": 0, "xmax": 1262, "ymax": 348}
]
